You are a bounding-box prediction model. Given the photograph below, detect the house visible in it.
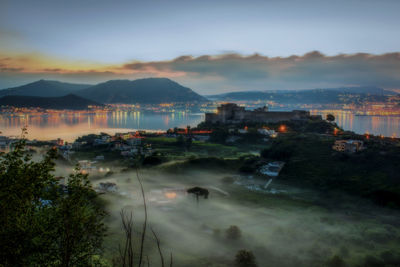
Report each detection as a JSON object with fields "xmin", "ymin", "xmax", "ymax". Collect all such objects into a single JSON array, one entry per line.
[
  {"xmin": 332, "ymin": 140, "xmax": 364, "ymax": 153},
  {"xmin": 257, "ymin": 128, "xmax": 278, "ymax": 138},
  {"xmin": 259, "ymin": 162, "xmax": 285, "ymax": 177},
  {"xmin": 94, "ymin": 138, "xmax": 108, "ymax": 145},
  {"xmin": 72, "ymin": 141, "xmax": 86, "ymax": 149},
  {"xmin": 95, "ymin": 155, "xmax": 105, "ymax": 160},
  {"xmin": 193, "ymin": 135, "xmax": 210, "ymax": 142},
  {"xmin": 97, "ymin": 182, "xmax": 117, "ymax": 193},
  {"xmin": 51, "ymin": 138, "xmax": 64, "ymax": 146},
  {"xmin": 121, "ymin": 148, "xmax": 138, "ymax": 157},
  {"xmin": 226, "ymin": 136, "xmax": 240, "ymax": 143},
  {"xmin": 98, "ymin": 167, "xmax": 111, "ymax": 173},
  {"xmin": 238, "ymin": 127, "xmax": 248, "ymax": 134},
  {"xmin": 0, "ymin": 136, "xmax": 14, "ymax": 152},
  {"xmin": 127, "ymin": 137, "xmax": 142, "ymax": 146},
  {"xmin": 78, "ymin": 160, "xmax": 97, "ymax": 171},
  {"xmin": 112, "ymin": 141, "xmax": 131, "ymax": 151},
  {"xmin": 60, "ymin": 149, "xmax": 74, "ymax": 161}
]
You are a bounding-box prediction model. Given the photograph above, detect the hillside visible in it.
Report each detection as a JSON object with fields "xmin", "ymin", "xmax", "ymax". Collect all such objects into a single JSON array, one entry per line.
[
  {"xmin": 207, "ymin": 86, "xmax": 396, "ymax": 104},
  {"xmin": 0, "ymin": 80, "xmax": 91, "ymax": 97},
  {"xmin": 76, "ymin": 78, "xmax": 208, "ymax": 104},
  {"xmin": 0, "ymin": 94, "xmax": 102, "ymax": 110}
]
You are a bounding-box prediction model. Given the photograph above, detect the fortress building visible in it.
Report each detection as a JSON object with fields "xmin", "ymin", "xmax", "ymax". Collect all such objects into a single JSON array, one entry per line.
[{"xmin": 205, "ymin": 103, "xmax": 315, "ymax": 124}]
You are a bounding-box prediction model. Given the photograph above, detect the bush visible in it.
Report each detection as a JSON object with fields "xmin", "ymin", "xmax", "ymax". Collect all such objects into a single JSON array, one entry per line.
[
  {"xmin": 363, "ymin": 255, "xmax": 384, "ymax": 267},
  {"xmin": 142, "ymin": 155, "xmax": 163, "ymax": 166},
  {"xmin": 226, "ymin": 225, "xmax": 242, "ymax": 240},
  {"xmin": 210, "ymin": 128, "xmax": 229, "ymax": 144},
  {"xmin": 261, "ymin": 146, "xmax": 293, "ymax": 161},
  {"xmin": 327, "ymin": 255, "xmax": 346, "ymax": 267},
  {"xmin": 234, "ymin": 250, "xmax": 257, "ymax": 267}
]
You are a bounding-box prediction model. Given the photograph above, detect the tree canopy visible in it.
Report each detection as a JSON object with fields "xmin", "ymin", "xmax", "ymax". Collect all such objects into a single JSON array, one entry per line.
[{"xmin": 0, "ymin": 139, "xmax": 106, "ymax": 266}]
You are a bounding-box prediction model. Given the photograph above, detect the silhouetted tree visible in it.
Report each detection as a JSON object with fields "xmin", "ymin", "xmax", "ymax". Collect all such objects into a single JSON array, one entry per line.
[
  {"xmin": 185, "ymin": 137, "xmax": 193, "ymax": 150},
  {"xmin": 326, "ymin": 114, "xmax": 335, "ymax": 122},
  {"xmin": 225, "ymin": 225, "xmax": 242, "ymax": 240},
  {"xmin": 176, "ymin": 135, "xmax": 185, "ymax": 147},
  {"xmin": 234, "ymin": 250, "xmax": 257, "ymax": 267},
  {"xmin": 327, "ymin": 255, "xmax": 347, "ymax": 267}
]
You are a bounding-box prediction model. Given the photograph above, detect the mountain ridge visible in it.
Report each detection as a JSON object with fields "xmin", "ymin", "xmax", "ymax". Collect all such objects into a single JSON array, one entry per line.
[
  {"xmin": 75, "ymin": 78, "xmax": 208, "ymax": 104},
  {"xmin": 0, "ymin": 94, "xmax": 102, "ymax": 110},
  {"xmin": 206, "ymin": 86, "xmax": 397, "ymax": 104},
  {"xmin": 0, "ymin": 78, "xmax": 207, "ymax": 104},
  {"xmin": 0, "ymin": 80, "xmax": 92, "ymax": 97}
]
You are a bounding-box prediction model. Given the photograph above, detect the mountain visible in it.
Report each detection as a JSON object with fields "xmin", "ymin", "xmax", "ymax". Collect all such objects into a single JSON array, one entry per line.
[
  {"xmin": 76, "ymin": 78, "xmax": 208, "ymax": 104},
  {"xmin": 0, "ymin": 94, "xmax": 102, "ymax": 110},
  {"xmin": 0, "ymin": 80, "xmax": 91, "ymax": 97},
  {"xmin": 206, "ymin": 86, "xmax": 396, "ymax": 104}
]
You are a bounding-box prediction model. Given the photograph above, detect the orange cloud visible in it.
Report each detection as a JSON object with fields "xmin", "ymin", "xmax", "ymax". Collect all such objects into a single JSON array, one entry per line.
[{"xmin": 0, "ymin": 51, "xmax": 190, "ymax": 80}]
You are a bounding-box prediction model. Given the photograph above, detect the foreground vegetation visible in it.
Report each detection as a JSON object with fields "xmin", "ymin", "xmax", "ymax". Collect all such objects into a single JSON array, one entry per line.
[{"xmin": 0, "ymin": 139, "xmax": 106, "ymax": 266}]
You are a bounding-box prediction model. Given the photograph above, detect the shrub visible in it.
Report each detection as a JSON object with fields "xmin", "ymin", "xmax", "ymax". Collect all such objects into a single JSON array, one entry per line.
[
  {"xmin": 226, "ymin": 225, "xmax": 242, "ymax": 240},
  {"xmin": 234, "ymin": 250, "xmax": 257, "ymax": 267}
]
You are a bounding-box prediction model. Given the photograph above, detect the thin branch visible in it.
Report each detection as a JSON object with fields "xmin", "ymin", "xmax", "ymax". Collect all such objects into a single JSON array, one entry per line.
[
  {"xmin": 137, "ymin": 168, "xmax": 147, "ymax": 267},
  {"xmin": 120, "ymin": 209, "xmax": 134, "ymax": 267},
  {"xmin": 151, "ymin": 228, "xmax": 165, "ymax": 267}
]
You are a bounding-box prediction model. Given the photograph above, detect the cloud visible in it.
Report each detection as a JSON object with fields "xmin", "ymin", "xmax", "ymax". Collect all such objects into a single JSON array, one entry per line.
[
  {"xmin": 1, "ymin": 51, "xmax": 400, "ymax": 93},
  {"xmin": 119, "ymin": 51, "xmax": 400, "ymax": 92}
]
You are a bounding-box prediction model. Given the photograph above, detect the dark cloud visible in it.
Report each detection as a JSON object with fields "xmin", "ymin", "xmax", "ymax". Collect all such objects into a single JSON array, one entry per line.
[{"xmin": 120, "ymin": 51, "xmax": 400, "ymax": 92}]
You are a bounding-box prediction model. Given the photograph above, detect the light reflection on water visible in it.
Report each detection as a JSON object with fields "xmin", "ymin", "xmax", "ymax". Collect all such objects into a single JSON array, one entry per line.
[
  {"xmin": 0, "ymin": 111, "xmax": 204, "ymax": 142},
  {"xmin": 0, "ymin": 111, "xmax": 398, "ymax": 141},
  {"xmin": 312, "ymin": 110, "xmax": 399, "ymax": 138}
]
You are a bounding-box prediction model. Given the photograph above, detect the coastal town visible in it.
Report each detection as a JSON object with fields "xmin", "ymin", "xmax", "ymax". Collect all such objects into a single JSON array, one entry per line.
[{"xmin": 1, "ymin": 103, "xmax": 396, "ymax": 182}]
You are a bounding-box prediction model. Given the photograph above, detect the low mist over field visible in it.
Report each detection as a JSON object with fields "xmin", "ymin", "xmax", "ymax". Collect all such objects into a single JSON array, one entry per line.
[{"xmin": 72, "ymin": 165, "xmax": 400, "ymax": 267}]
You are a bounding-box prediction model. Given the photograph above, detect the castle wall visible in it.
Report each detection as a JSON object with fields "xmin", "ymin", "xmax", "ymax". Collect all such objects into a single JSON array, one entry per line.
[
  {"xmin": 243, "ymin": 111, "xmax": 301, "ymax": 123},
  {"xmin": 205, "ymin": 104, "xmax": 312, "ymax": 124}
]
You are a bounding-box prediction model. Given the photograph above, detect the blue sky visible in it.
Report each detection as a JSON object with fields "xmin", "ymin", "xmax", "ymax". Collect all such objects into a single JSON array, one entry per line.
[
  {"xmin": 2, "ymin": 0, "xmax": 400, "ymax": 62},
  {"xmin": 1, "ymin": 0, "xmax": 400, "ymax": 92}
]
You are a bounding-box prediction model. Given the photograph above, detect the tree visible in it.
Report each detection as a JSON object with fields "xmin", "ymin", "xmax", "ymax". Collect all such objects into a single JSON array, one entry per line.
[
  {"xmin": 185, "ymin": 137, "xmax": 193, "ymax": 150},
  {"xmin": 327, "ymin": 255, "xmax": 347, "ymax": 267},
  {"xmin": 234, "ymin": 250, "xmax": 257, "ymax": 267},
  {"xmin": 176, "ymin": 135, "xmax": 185, "ymax": 146},
  {"xmin": 326, "ymin": 114, "xmax": 335, "ymax": 122},
  {"xmin": 52, "ymin": 171, "xmax": 106, "ymax": 267},
  {"xmin": 0, "ymin": 138, "xmax": 106, "ymax": 266},
  {"xmin": 117, "ymin": 169, "xmax": 172, "ymax": 267},
  {"xmin": 225, "ymin": 225, "xmax": 241, "ymax": 240},
  {"xmin": 210, "ymin": 128, "xmax": 228, "ymax": 144},
  {"xmin": 0, "ymin": 139, "xmax": 58, "ymax": 266},
  {"xmin": 187, "ymin": 187, "xmax": 209, "ymax": 206}
]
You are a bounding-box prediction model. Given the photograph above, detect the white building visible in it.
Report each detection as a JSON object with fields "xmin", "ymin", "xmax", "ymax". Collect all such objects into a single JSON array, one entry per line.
[{"xmin": 259, "ymin": 162, "xmax": 285, "ymax": 177}]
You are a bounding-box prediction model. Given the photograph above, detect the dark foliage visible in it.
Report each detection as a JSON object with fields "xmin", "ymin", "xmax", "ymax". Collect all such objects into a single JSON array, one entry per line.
[
  {"xmin": 142, "ymin": 155, "xmax": 163, "ymax": 166},
  {"xmin": 234, "ymin": 250, "xmax": 257, "ymax": 267},
  {"xmin": 225, "ymin": 225, "xmax": 242, "ymax": 240},
  {"xmin": 0, "ymin": 138, "xmax": 106, "ymax": 266}
]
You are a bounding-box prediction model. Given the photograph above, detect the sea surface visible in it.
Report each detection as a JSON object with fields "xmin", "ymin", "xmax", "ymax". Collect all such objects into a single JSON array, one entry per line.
[{"xmin": 0, "ymin": 110, "xmax": 398, "ymax": 141}]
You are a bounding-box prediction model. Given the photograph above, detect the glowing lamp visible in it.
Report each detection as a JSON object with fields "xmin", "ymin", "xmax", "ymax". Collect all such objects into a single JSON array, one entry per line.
[{"xmin": 164, "ymin": 192, "xmax": 177, "ymax": 199}]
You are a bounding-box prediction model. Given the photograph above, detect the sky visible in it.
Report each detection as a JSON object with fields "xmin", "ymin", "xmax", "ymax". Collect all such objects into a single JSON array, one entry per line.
[{"xmin": 1, "ymin": 0, "xmax": 400, "ymax": 93}]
